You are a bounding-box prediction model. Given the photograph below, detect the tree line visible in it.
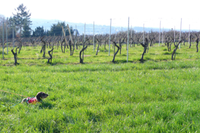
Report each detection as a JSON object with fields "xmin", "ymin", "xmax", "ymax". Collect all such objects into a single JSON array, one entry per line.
[{"xmin": 0, "ymin": 4, "xmax": 76, "ymax": 39}]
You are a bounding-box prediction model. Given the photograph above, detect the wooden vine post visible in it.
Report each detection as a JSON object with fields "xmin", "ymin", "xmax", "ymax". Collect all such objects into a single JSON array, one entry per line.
[
  {"xmin": 62, "ymin": 25, "xmax": 74, "ymax": 55},
  {"xmin": 67, "ymin": 24, "xmax": 74, "ymax": 56},
  {"xmin": 61, "ymin": 26, "xmax": 69, "ymax": 48}
]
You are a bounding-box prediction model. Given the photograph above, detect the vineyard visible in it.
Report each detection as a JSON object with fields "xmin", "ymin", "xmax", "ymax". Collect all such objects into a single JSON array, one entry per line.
[
  {"xmin": 1, "ymin": 28, "xmax": 200, "ymax": 64},
  {"xmin": 2, "ymin": 1, "xmax": 200, "ymax": 132},
  {"xmin": 1, "ymin": 6, "xmax": 200, "ymax": 132},
  {"xmin": 1, "ymin": 35, "xmax": 200, "ymax": 132}
]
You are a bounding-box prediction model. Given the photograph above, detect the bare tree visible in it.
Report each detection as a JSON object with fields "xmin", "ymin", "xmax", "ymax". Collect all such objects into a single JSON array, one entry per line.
[
  {"xmin": 40, "ymin": 36, "xmax": 46, "ymax": 57},
  {"xmin": 165, "ymin": 36, "xmax": 172, "ymax": 51},
  {"xmin": 188, "ymin": 34, "xmax": 193, "ymax": 48},
  {"xmin": 47, "ymin": 48, "xmax": 54, "ymax": 63},
  {"xmin": 111, "ymin": 37, "xmax": 121, "ymax": 63},
  {"xmin": 140, "ymin": 38, "xmax": 149, "ymax": 61},
  {"xmin": 119, "ymin": 37, "xmax": 126, "ymax": 54},
  {"xmin": 135, "ymin": 32, "xmax": 143, "ymax": 46},
  {"xmin": 149, "ymin": 31, "xmax": 155, "ymax": 47},
  {"xmin": 103, "ymin": 34, "xmax": 109, "ymax": 51},
  {"xmin": 194, "ymin": 33, "xmax": 199, "ymax": 52},
  {"xmin": 11, "ymin": 47, "xmax": 19, "ymax": 65},
  {"xmin": 181, "ymin": 32, "xmax": 187, "ymax": 46},
  {"xmin": 60, "ymin": 37, "xmax": 65, "ymax": 53},
  {"xmin": 16, "ymin": 37, "xmax": 22, "ymax": 53},
  {"xmin": 30, "ymin": 38, "xmax": 35, "ymax": 47},
  {"xmin": 171, "ymin": 40, "xmax": 182, "ymax": 60},
  {"xmin": 95, "ymin": 35, "xmax": 103, "ymax": 55},
  {"xmin": 69, "ymin": 39, "xmax": 74, "ymax": 56},
  {"xmin": 129, "ymin": 37, "xmax": 135, "ymax": 47},
  {"xmin": 80, "ymin": 37, "xmax": 90, "ymax": 63}
]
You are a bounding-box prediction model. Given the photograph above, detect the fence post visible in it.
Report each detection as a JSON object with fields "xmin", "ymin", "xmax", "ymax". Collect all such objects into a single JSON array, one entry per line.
[
  {"xmin": 127, "ymin": 17, "xmax": 130, "ymax": 63},
  {"xmin": 12, "ymin": 22, "xmax": 15, "ymax": 48},
  {"xmin": 93, "ymin": 21, "xmax": 95, "ymax": 51},
  {"xmin": 179, "ymin": 18, "xmax": 182, "ymax": 49},
  {"xmin": 75, "ymin": 25, "xmax": 77, "ymax": 49},
  {"xmin": 109, "ymin": 18, "xmax": 112, "ymax": 56},
  {"xmin": 143, "ymin": 24, "xmax": 145, "ymax": 44},
  {"xmin": 188, "ymin": 24, "xmax": 190, "ymax": 46},
  {"xmin": 82, "ymin": 23, "xmax": 86, "ymax": 60},
  {"xmin": 114, "ymin": 29, "xmax": 116, "ymax": 56},
  {"xmin": 162, "ymin": 27, "xmax": 163, "ymax": 45},
  {"xmin": 131, "ymin": 25, "xmax": 132, "ymax": 39},
  {"xmin": 159, "ymin": 21, "xmax": 161, "ymax": 46},
  {"xmin": 174, "ymin": 26, "xmax": 175, "ymax": 43},
  {"xmin": 6, "ymin": 19, "xmax": 8, "ymax": 54}
]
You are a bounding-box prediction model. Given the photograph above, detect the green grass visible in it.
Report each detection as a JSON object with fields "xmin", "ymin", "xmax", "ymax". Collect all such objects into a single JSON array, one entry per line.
[{"xmin": 1, "ymin": 43, "xmax": 200, "ymax": 132}]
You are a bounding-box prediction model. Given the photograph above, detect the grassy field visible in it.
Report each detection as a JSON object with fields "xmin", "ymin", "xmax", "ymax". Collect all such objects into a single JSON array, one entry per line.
[{"xmin": 1, "ymin": 43, "xmax": 200, "ymax": 132}]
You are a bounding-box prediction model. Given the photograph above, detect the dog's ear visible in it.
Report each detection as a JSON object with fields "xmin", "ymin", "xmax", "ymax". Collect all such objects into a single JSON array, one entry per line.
[{"xmin": 36, "ymin": 92, "xmax": 43, "ymax": 101}]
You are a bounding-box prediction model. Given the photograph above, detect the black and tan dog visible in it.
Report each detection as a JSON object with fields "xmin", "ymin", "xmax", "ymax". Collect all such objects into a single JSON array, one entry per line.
[{"xmin": 21, "ymin": 92, "xmax": 48, "ymax": 104}]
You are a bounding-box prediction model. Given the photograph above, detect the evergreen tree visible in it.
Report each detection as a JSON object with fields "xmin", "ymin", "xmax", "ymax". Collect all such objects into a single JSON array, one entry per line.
[
  {"xmin": 50, "ymin": 22, "xmax": 66, "ymax": 36},
  {"xmin": 12, "ymin": 4, "xmax": 32, "ymax": 37},
  {"xmin": 33, "ymin": 26, "xmax": 44, "ymax": 37},
  {"xmin": 49, "ymin": 21, "xmax": 74, "ymax": 36},
  {"xmin": 22, "ymin": 20, "xmax": 31, "ymax": 37}
]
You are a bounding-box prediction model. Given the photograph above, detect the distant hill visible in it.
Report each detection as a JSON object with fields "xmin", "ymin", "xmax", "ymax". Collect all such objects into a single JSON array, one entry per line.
[
  {"xmin": 0, "ymin": 14, "xmax": 5, "ymax": 21},
  {"xmin": 0, "ymin": 14, "xmax": 5, "ymax": 17},
  {"xmin": 30, "ymin": 18, "xmax": 185, "ymax": 35}
]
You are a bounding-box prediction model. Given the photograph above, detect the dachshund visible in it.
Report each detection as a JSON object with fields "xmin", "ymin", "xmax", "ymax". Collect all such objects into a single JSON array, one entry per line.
[{"xmin": 21, "ymin": 92, "xmax": 48, "ymax": 104}]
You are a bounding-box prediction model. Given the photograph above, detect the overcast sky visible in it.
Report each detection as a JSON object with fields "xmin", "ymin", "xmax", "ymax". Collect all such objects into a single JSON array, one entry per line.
[{"xmin": 1, "ymin": 0, "xmax": 200, "ymax": 30}]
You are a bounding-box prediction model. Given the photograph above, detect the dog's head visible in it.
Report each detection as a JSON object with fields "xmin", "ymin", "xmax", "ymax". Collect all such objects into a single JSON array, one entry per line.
[{"xmin": 36, "ymin": 92, "xmax": 48, "ymax": 102}]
